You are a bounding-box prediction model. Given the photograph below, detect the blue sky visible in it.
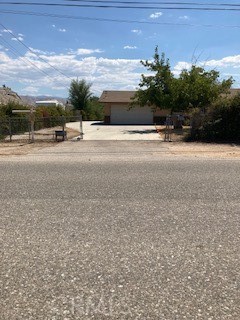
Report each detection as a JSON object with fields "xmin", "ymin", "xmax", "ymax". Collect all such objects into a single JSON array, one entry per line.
[{"xmin": 0, "ymin": 0, "xmax": 240, "ymax": 97}]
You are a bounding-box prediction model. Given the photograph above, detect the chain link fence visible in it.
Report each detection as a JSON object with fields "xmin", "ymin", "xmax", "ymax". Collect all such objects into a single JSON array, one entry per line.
[{"xmin": 0, "ymin": 115, "xmax": 83, "ymax": 142}]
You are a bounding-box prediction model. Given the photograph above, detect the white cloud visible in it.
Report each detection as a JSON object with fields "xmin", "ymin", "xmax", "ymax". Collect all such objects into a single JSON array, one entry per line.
[
  {"xmin": 21, "ymin": 86, "xmax": 39, "ymax": 94},
  {"xmin": 1, "ymin": 47, "xmax": 239, "ymax": 96},
  {"xmin": 149, "ymin": 12, "xmax": 163, "ymax": 19},
  {"xmin": 173, "ymin": 61, "xmax": 192, "ymax": 75},
  {"xmin": 131, "ymin": 29, "xmax": 142, "ymax": 35},
  {"xmin": 52, "ymin": 25, "xmax": 66, "ymax": 32},
  {"xmin": 179, "ymin": 15, "xmax": 189, "ymax": 20},
  {"xmin": 204, "ymin": 55, "xmax": 240, "ymax": 68},
  {"xmin": 174, "ymin": 55, "xmax": 240, "ymax": 72},
  {"xmin": 0, "ymin": 48, "xmax": 146, "ymax": 95},
  {"xmin": 11, "ymin": 36, "xmax": 24, "ymax": 41},
  {"xmin": 28, "ymin": 47, "xmax": 55, "ymax": 55},
  {"xmin": 18, "ymin": 33, "xmax": 24, "ymax": 37},
  {"xmin": 68, "ymin": 48, "xmax": 104, "ymax": 55},
  {"xmin": 124, "ymin": 46, "xmax": 137, "ymax": 50},
  {"xmin": 173, "ymin": 55, "xmax": 240, "ymax": 77},
  {"xmin": 2, "ymin": 29, "xmax": 12, "ymax": 33},
  {"xmin": 0, "ymin": 52, "xmax": 11, "ymax": 63}
]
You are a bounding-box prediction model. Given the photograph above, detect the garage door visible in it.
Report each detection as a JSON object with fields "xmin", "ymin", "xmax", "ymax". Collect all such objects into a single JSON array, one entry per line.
[{"xmin": 111, "ymin": 105, "xmax": 153, "ymax": 124}]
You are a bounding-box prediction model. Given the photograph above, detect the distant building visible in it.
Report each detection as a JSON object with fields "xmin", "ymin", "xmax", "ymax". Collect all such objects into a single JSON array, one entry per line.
[{"xmin": 35, "ymin": 100, "xmax": 65, "ymax": 110}]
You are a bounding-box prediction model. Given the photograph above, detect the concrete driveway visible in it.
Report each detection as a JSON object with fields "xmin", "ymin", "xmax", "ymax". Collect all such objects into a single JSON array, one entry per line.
[{"xmin": 67, "ymin": 121, "xmax": 161, "ymax": 140}]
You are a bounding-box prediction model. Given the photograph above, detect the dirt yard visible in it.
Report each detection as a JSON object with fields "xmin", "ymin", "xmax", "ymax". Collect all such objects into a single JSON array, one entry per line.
[
  {"xmin": 166, "ymin": 142, "xmax": 240, "ymax": 159},
  {"xmin": 0, "ymin": 127, "xmax": 81, "ymax": 155},
  {"xmin": 0, "ymin": 140, "xmax": 239, "ymax": 159}
]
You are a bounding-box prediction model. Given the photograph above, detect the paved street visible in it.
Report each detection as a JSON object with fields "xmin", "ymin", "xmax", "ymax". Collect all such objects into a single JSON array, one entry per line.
[{"xmin": 0, "ymin": 141, "xmax": 239, "ymax": 319}]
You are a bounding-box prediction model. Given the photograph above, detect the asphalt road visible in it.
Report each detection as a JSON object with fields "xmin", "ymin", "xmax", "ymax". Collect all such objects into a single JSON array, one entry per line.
[{"xmin": 0, "ymin": 142, "xmax": 239, "ymax": 319}]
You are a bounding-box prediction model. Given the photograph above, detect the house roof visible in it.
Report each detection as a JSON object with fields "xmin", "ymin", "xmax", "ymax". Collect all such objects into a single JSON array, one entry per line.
[
  {"xmin": 99, "ymin": 90, "xmax": 136, "ymax": 103},
  {"xmin": 99, "ymin": 88, "xmax": 240, "ymax": 104},
  {"xmin": 228, "ymin": 88, "xmax": 240, "ymax": 97}
]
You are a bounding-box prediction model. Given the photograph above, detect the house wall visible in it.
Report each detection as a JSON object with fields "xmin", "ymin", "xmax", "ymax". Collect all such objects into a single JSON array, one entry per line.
[
  {"xmin": 103, "ymin": 103, "xmax": 169, "ymax": 124},
  {"xmin": 104, "ymin": 102, "xmax": 171, "ymax": 124},
  {"xmin": 104, "ymin": 104, "xmax": 111, "ymax": 123}
]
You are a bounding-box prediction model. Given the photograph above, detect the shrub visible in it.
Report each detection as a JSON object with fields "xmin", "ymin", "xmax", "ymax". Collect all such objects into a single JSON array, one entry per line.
[{"xmin": 186, "ymin": 95, "xmax": 240, "ymax": 143}]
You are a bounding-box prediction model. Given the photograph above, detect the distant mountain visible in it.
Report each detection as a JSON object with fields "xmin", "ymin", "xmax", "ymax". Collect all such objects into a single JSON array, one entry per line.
[{"xmin": 20, "ymin": 95, "xmax": 67, "ymax": 106}]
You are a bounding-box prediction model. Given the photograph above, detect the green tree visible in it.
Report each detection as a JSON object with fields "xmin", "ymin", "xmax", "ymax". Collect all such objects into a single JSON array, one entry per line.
[
  {"xmin": 82, "ymin": 96, "xmax": 104, "ymax": 120},
  {"xmin": 132, "ymin": 46, "xmax": 177, "ymax": 111},
  {"xmin": 133, "ymin": 46, "xmax": 233, "ymax": 114},
  {"xmin": 177, "ymin": 66, "xmax": 233, "ymax": 112},
  {"xmin": 69, "ymin": 79, "xmax": 92, "ymax": 111}
]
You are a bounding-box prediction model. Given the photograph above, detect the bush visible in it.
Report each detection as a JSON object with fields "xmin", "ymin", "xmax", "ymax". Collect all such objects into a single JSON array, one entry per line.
[
  {"xmin": 186, "ymin": 95, "xmax": 240, "ymax": 143},
  {"xmin": 81, "ymin": 98, "xmax": 104, "ymax": 121}
]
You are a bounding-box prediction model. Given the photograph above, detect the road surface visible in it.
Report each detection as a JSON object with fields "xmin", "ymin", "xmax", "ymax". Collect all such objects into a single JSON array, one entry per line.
[{"xmin": 0, "ymin": 141, "xmax": 239, "ymax": 319}]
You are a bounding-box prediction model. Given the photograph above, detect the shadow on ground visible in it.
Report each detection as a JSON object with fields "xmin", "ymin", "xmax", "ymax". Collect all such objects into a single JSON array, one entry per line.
[
  {"xmin": 123, "ymin": 129, "xmax": 157, "ymax": 135},
  {"xmin": 90, "ymin": 122, "xmax": 154, "ymax": 126}
]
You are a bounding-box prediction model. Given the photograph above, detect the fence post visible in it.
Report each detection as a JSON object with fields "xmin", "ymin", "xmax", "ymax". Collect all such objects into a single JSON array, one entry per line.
[
  {"xmin": 61, "ymin": 115, "xmax": 66, "ymax": 141},
  {"xmin": 9, "ymin": 118, "xmax": 12, "ymax": 142},
  {"xmin": 79, "ymin": 114, "xmax": 83, "ymax": 139}
]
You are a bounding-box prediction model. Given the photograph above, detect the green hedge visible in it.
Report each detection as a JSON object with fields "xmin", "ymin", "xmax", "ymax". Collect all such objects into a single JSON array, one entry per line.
[{"xmin": 187, "ymin": 95, "xmax": 240, "ymax": 143}]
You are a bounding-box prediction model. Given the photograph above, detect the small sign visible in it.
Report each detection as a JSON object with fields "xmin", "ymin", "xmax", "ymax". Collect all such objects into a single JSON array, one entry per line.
[{"xmin": 12, "ymin": 110, "xmax": 36, "ymax": 113}]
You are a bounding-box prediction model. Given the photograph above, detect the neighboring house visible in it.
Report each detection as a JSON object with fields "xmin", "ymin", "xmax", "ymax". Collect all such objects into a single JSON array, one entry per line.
[
  {"xmin": 100, "ymin": 89, "xmax": 240, "ymax": 125},
  {"xmin": 0, "ymin": 86, "xmax": 22, "ymax": 105},
  {"xmin": 35, "ymin": 99, "xmax": 65, "ymax": 110},
  {"xmin": 227, "ymin": 88, "xmax": 240, "ymax": 98},
  {"xmin": 99, "ymin": 90, "xmax": 169, "ymax": 124}
]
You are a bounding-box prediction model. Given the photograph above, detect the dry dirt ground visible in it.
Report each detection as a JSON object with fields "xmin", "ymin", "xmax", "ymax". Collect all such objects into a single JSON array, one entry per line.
[
  {"xmin": 0, "ymin": 127, "xmax": 80, "ymax": 155},
  {"xmin": 0, "ymin": 140, "xmax": 240, "ymax": 159},
  {"xmin": 2, "ymin": 123, "xmax": 238, "ymax": 159}
]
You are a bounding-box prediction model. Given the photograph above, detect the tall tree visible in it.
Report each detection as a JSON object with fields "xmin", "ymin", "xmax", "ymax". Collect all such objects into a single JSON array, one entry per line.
[
  {"xmin": 69, "ymin": 79, "xmax": 92, "ymax": 111},
  {"xmin": 176, "ymin": 66, "xmax": 233, "ymax": 111},
  {"xmin": 132, "ymin": 46, "xmax": 177, "ymax": 111},
  {"xmin": 133, "ymin": 46, "xmax": 233, "ymax": 113}
]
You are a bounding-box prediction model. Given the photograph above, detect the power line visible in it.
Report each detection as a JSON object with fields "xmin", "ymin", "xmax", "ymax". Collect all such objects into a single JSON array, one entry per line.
[
  {"xmin": 1, "ymin": 9, "xmax": 240, "ymax": 29},
  {"xmin": 65, "ymin": 0, "xmax": 240, "ymax": 7},
  {"xmin": 0, "ymin": 36, "xmax": 54, "ymax": 79},
  {"xmin": 0, "ymin": 34, "xmax": 70, "ymax": 90},
  {"xmin": 0, "ymin": 22, "xmax": 72, "ymax": 82},
  {"xmin": 1, "ymin": 1, "xmax": 240, "ymax": 11}
]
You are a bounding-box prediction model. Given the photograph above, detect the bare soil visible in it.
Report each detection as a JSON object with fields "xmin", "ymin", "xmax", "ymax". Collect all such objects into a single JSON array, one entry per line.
[
  {"xmin": 0, "ymin": 127, "xmax": 80, "ymax": 156},
  {"xmin": 0, "ymin": 141, "xmax": 56, "ymax": 156},
  {"xmin": 165, "ymin": 142, "xmax": 240, "ymax": 159},
  {"xmin": 0, "ymin": 140, "xmax": 239, "ymax": 159}
]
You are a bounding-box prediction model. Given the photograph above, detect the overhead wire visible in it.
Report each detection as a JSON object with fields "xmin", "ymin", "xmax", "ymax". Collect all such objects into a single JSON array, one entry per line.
[
  {"xmin": 0, "ymin": 33, "xmax": 70, "ymax": 90},
  {"xmin": 65, "ymin": 0, "xmax": 240, "ymax": 7},
  {"xmin": 1, "ymin": 9, "xmax": 240, "ymax": 29},
  {"xmin": 0, "ymin": 1, "xmax": 239, "ymax": 88},
  {"xmin": 0, "ymin": 22, "xmax": 72, "ymax": 81},
  {"xmin": 1, "ymin": 1, "xmax": 240, "ymax": 11},
  {"xmin": 0, "ymin": 36, "xmax": 54, "ymax": 79}
]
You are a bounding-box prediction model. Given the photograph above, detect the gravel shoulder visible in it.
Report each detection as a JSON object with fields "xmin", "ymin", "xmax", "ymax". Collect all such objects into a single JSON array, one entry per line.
[{"xmin": 0, "ymin": 140, "xmax": 239, "ymax": 159}]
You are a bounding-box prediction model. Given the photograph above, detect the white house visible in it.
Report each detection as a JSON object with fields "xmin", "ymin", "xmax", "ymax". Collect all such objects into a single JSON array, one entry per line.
[{"xmin": 35, "ymin": 100, "xmax": 65, "ymax": 110}]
